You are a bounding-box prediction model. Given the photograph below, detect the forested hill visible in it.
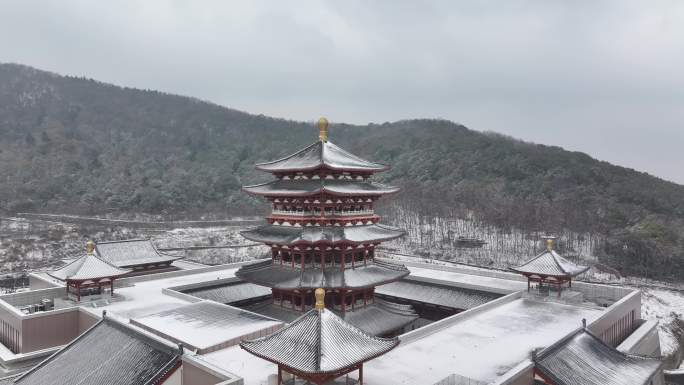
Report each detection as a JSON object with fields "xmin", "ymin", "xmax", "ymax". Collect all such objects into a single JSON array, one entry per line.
[{"xmin": 1, "ymin": 63, "xmax": 684, "ymax": 279}]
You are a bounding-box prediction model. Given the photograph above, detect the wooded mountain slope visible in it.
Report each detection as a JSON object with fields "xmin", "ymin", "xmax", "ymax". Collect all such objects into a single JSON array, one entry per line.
[{"xmin": 1, "ymin": 63, "xmax": 683, "ymax": 279}]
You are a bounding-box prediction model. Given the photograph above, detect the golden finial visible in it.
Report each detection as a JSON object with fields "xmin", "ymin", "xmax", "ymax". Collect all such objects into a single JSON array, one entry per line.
[
  {"xmin": 546, "ymin": 238, "xmax": 554, "ymax": 251},
  {"xmin": 85, "ymin": 240, "xmax": 95, "ymax": 255},
  {"xmin": 314, "ymin": 288, "xmax": 325, "ymax": 310},
  {"xmin": 318, "ymin": 117, "xmax": 329, "ymax": 142}
]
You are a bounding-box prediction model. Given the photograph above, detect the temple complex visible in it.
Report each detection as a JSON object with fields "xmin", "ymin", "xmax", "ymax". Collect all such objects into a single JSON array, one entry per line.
[
  {"xmin": 511, "ymin": 238, "xmax": 589, "ymax": 297},
  {"xmin": 236, "ymin": 118, "xmax": 417, "ymax": 336}
]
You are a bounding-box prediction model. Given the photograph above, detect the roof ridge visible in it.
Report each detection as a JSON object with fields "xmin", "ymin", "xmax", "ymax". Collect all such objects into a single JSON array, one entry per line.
[
  {"xmin": 548, "ymin": 250, "xmax": 567, "ymax": 274},
  {"xmin": 96, "ymin": 238, "xmax": 149, "ymax": 244},
  {"xmin": 324, "ymin": 141, "xmax": 389, "ymax": 170},
  {"xmin": 255, "ymin": 141, "xmax": 321, "ymax": 167}
]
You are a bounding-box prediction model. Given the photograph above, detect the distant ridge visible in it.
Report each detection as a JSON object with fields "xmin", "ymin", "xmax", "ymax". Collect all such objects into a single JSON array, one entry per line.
[{"xmin": 1, "ymin": 63, "xmax": 683, "ymax": 280}]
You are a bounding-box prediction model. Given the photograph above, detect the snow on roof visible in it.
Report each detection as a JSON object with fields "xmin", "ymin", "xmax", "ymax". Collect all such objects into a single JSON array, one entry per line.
[
  {"xmin": 255, "ymin": 141, "xmax": 389, "ymax": 173},
  {"xmin": 362, "ymin": 298, "xmax": 603, "ymax": 384},
  {"xmin": 81, "ymin": 266, "xmax": 242, "ymax": 320},
  {"xmin": 240, "ymin": 307, "xmax": 399, "ymax": 374},
  {"xmin": 511, "ymin": 250, "xmax": 589, "ymax": 277},
  {"xmin": 235, "ymin": 259, "xmax": 410, "ymax": 290},
  {"xmin": 48, "ymin": 253, "xmax": 130, "ymax": 281},
  {"xmin": 243, "ymin": 179, "xmax": 398, "ymax": 197},
  {"xmin": 95, "ymin": 239, "xmax": 181, "ymax": 268},
  {"xmin": 376, "ymin": 279, "xmax": 502, "ymax": 310},
  {"xmin": 182, "ymin": 280, "xmax": 271, "ymax": 304},
  {"xmin": 240, "ymin": 223, "xmax": 405, "ymax": 245},
  {"xmin": 14, "ymin": 318, "xmax": 179, "ymax": 385},
  {"xmin": 243, "ymin": 299, "xmax": 417, "ymax": 337},
  {"xmin": 131, "ymin": 301, "xmax": 282, "ymax": 353},
  {"xmin": 535, "ymin": 328, "xmax": 663, "ymax": 385}
]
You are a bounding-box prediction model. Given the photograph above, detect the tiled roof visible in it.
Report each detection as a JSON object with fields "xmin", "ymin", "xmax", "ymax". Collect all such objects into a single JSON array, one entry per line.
[
  {"xmin": 535, "ymin": 328, "xmax": 663, "ymax": 385},
  {"xmin": 14, "ymin": 318, "xmax": 180, "ymax": 385},
  {"xmin": 236, "ymin": 259, "xmax": 410, "ymax": 290},
  {"xmin": 95, "ymin": 239, "xmax": 181, "ymax": 268},
  {"xmin": 243, "ymin": 299, "xmax": 417, "ymax": 336},
  {"xmin": 240, "ymin": 307, "xmax": 399, "ymax": 374},
  {"xmin": 243, "ymin": 179, "xmax": 399, "ymax": 197},
  {"xmin": 182, "ymin": 280, "xmax": 272, "ymax": 304},
  {"xmin": 376, "ymin": 279, "xmax": 502, "ymax": 310},
  {"xmin": 48, "ymin": 254, "xmax": 130, "ymax": 281},
  {"xmin": 510, "ymin": 250, "xmax": 589, "ymax": 277},
  {"xmin": 255, "ymin": 141, "xmax": 388, "ymax": 173},
  {"xmin": 240, "ymin": 224, "xmax": 405, "ymax": 245}
]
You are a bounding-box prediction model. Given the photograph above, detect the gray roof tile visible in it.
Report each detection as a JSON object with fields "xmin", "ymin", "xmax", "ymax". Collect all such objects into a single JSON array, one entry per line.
[
  {"xmin": 14, "ymin": 318, "xmax": 180, "ymax": 385},
  {"xmin": 255, "ymin": 141, "xmax": 388, "ymax": 173},
  {"xmin": 511, "ymin": 250, "xmax": 589, "ymax": 277},
  {"xmin": 236, "ymin": 259, "xmax": 410, "ymax": 290},
  {"xmin": 240, "ymin": 308, "xmax": 399, "ymax": 374},
  {"xmin": 243, "ymin": 179, "xmax": 398, "ymax": 197},
  {"xmin": 535, "ymin": 328, "xmax": 662, "ymax": 385},
  {"xmin": 48, "ymin": 254, "xmax": 130, "ymax": 281},
  {"xmin": 95, "ymin": 239, "xmax": 181, "ymax": 268},
  {"xmin": 240, "ymin": 224, "xmax": 405, "ymax": 245}
]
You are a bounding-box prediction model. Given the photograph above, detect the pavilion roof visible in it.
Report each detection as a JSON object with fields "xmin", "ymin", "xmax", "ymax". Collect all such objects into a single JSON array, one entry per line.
[
  {"xmin": 48, "ymin": 253, "xmax": 130, "ymax": 281},
  {"xmin": 510, "ymin": 249, "xmax": 589, "ymax": 277},
  {"xmin": 243, "ymin": 179, "xmax": 399, "ymax": 197},
  {"xmin": 95, "ymin": 239, "xmax": 182, "ymax": 268},
  {"xmin": 255, "ymin": 141, "xmax": 388, "ymax": 173},
  {"xmin": 236, "ymin": 259, "xmax": 410, "ymax": 290},
  {"xmin": 13, "ymin": 317, "xmax": 180, "ymax": 385},
  {"xmin": 240, "ymin": 307, "xmax": 399, "ymax": 375},
  {"xmin": 535, "ymin": 327, "xmax": 662, "ymax": 385},
  {"xmin": 240, "ymin": 223, "xmax": 405, "ymax": 246}
]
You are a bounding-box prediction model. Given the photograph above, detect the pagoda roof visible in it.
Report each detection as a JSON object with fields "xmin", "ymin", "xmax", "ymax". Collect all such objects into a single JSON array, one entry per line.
[
  {"xmin": 14, "ymin": 317, "xmax": 180, "ymax": 385},
  {"xmin": 48, "ymin": 253, "xmax": 130, "ymax": 281},
  {"xmin": 510, "ymin": 249, "xmax": 589, "ymax": 277},
  {"xmin": 535, "ymin": 327, "xmax": 663, "ymax": 385},
  {"xmin": 240, "ymin": 223, "xmax": 405, "ymax": 246},
  {"xmin": 240, "ymin": 307, "xmax": 399, "ymax": 375},
  {"xmin": 255, "ymin": 141, "xmax": 389, "ymax": 173},
  {"xmin": 236, "ymin": 259, "xmax": 410, "ymax": 290},
  {"xmin": 243, "ymin": 179, "xmax": 398, "ymax": 197},
  {"xmin": 95, "ymin": 239, "xmax": 182, "ymax": 268}
]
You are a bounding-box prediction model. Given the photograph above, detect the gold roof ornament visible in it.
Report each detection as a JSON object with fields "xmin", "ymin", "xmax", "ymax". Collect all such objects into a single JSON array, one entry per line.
[
  {"xmin": 85, "ymin": 240, "xmax": 95, "ymax": 255},
  {"xmin": 546, "ymin": 238, "xmax": 554, "ymax": 251},
  {"xmin": 314, "ymin": 287, "xmax": 326, "ymax": 310},
  {"xmin": 318, "ymin": 117, "xmax": 329, "ymax": 142}
]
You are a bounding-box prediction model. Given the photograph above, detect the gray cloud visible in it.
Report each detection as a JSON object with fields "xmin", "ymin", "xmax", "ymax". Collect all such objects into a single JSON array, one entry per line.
[{"xmin": 1, "ymin": 0, "xmax": 683, "ymax": 183}]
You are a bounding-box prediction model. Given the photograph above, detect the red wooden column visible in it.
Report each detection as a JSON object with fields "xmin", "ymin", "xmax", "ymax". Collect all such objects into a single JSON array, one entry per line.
[
  {"xmin": 277, "ymin": 366, "xmax": 282, "ymax": 385},
  {"xmin": 359, "ymin": 364, "xmax": 364, "ymax": 385},
  {"xmin": 76, "ymin": 282, "xmax": 81, "ymax": 302}
]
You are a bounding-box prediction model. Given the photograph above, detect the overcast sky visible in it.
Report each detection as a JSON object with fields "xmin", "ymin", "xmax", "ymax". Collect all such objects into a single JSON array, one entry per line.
[{"xmin": 1, "ymin": 1, "xmax": 683, "ymax": 183}]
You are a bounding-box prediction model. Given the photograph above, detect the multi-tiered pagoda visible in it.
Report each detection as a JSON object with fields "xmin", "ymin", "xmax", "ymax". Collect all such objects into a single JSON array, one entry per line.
[{"xmin": 236, "ymin": 118, "xmax": 417, "ymax": 336}]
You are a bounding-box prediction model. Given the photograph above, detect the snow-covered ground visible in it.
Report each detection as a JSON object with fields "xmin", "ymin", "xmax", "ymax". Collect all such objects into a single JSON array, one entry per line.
[{"xmin": 641, "ymin": 287, "xmax": 684, "ymax": 356}]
